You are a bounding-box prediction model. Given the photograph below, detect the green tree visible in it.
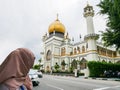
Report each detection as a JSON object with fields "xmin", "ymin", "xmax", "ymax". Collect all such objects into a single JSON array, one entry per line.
[
  {"xmin": 71, "ymin": 59, "xmax": 77, "ymax": 69},
  {"xmin": 38, "ymin": 58, "xmax": 43, "ymax": 70},
  {"xmin": 33, "ymin": 64, "xmax": 40, "ymax": 70},
  {"xmin": 61, "ymin": 60, "xmax": 66, "ymax": 66},
  {"xmin": 38, "ymin": 58, "xmax": 41, "ymax": 64},
  {"xmin": 61, "ymin": 60, "xmax": 66, "ymax": 70},
  {"xmin": 54, "ymin": 62, "xmax": 60, "ymax": 72},
  {"xmin": 97, "ymin": 0, "xmax": 120, "ymax": 50},
  {"xmin": 33, "ymin": 58, "xmax": 43, "ymax": 70}
]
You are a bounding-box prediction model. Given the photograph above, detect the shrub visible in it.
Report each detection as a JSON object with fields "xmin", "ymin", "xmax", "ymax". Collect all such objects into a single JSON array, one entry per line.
[{"xmin": 88, "ymin": 61, "xmax": 120, "ymax": 77}]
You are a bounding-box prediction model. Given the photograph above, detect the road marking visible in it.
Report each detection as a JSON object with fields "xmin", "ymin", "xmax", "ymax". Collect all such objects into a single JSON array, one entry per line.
[
  {"xmin": 114, "ymin": 85, "xmax": 120, "ymax": 88},
  {"xmin": 47, "ymin": 84, "xmax": 64, "ymax": 90},
  {"xmin": 53, "ymin": 78, "xmax": 94, "ymax": 85},
  {"xmin": 93, "ymin": 85, "xmax": 120, "ymax": 90},
  {"xmin": 93, "ymin": 87, "xmax": 110, "ymax": 90}
]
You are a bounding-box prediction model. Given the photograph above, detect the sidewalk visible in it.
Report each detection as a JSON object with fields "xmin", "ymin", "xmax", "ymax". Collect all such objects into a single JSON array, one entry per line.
[
  {"xmin": 45, "ymin": 74, "xmax": 120, "ymax": 82},
  {"xmin": 86, "ymin": 77, "xmax": 120, "ymax": 81}
]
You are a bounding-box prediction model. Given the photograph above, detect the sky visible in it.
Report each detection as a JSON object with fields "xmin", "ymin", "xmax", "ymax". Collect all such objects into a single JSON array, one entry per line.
[{"xmin": 0, "ymin": 0, "xmax": 107, "ymax": 64}]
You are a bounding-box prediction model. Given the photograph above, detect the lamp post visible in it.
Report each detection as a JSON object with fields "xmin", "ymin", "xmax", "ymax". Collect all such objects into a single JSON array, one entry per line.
[
  {"xmin": 51, "ymin": 66, "xmax": 53, "ymax": 75},
  {"xmin": 74, "ymin": 69, "xmax": 77, "ymax": 77}
]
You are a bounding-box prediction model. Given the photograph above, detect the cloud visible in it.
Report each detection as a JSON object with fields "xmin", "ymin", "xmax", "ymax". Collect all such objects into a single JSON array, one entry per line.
[{"xmin": 0, "ymin": 0, "xmax": 106, "ymax": 64}]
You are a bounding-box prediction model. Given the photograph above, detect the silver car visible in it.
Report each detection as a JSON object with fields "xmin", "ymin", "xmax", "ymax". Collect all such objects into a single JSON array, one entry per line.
[{"xmin": 29, "ymin": 69, "xmax": 40, "ymax": 86}]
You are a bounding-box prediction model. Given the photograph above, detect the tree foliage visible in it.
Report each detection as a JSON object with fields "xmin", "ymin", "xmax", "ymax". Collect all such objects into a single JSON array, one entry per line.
[
  {"xmin": 97, "ymin": 0, "xmax": 120, "ymax": 50},
  {"xmin": 71, "ymin": 59, "xmax": 77, "ymax": 69},
  {"xmin": 61, "ymin": 60, "xmax": 66, "ymax": 66},
  {"xmin": 33, "ymin": 58, "xmax": 43, "ymax": 70},
  {"xmin": 33, "ymin": 64, "xmax": 40, "ymax": 70},
  {"xmin": 54, "ymin": 62, "xmax": 60, "ymax": 72}
]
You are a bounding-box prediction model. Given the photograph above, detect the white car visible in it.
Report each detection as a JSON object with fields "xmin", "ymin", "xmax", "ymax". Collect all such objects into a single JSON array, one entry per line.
[
  {"xmin": 29, "ymin": 69, "xmax": 40, "ymax": 86},
  {"xmin": 37, "ymin": 70, "xmax": 43, "ymax": 78}
]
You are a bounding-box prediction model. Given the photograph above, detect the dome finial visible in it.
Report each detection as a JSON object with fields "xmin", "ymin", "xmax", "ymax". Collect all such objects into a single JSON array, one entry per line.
[{"xmin": 87, "ymin": 1, "xmax": 89, "ymax": 6}]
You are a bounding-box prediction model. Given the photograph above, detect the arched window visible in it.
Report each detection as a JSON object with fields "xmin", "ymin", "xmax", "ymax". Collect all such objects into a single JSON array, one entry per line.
[
  {"xmin": 77, "ymin": 47, "xmax": 80, "ymax": 54},
  {"xmin": 116, "ymin": 61, "xmax": 120, "ymax": 64},
  {"xmin": 61, "ymin": 48, "xmax": 63, "ymax": 56},
  {"xmin": 74, "ymin": 48, "xmax": 77, "ymax": 54},
  {"xmin": 80, "ymin": 58, "xmax": 87, "ymax": 69},
  {"xmin": 109, "ymin": 61, "xmax": 112, "ymax": 63},
  {"xmin": 113, "ymin": 52, "xmax": 116, "ymax": 57},
  {"xmin": 86, "ymin": 43, "xmax": 88, "ymax": 50},
  {"xmin": 82, "ymin": 46, "xmax": 85, "ymax": 53},
  {"xmin": 46, "ymin": 65, "xmax": 50, "ymax": 72},
  {"xmin": 46, "ymin": 50, "xmax": 52, "ymax": 60},
  {"xmin": 102, "ymin": 60, "xmax": 106, "ymax": 62},
  {"xmin": 107, "ymin": 50, "xmax": 112, "ymax": 57},
  {"xmin": 61, "ymin": 60, "xmax": 66, "ymax": 70},
  {"xmin": 61, "ymin": 47, "xmax": 66, "ymax": 56},
  {"xmin": 97, "ymin": 46, "xmax": 100, "ymax": 54}
]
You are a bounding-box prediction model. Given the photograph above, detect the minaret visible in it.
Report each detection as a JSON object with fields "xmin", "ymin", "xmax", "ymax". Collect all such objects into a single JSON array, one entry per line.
[{"xmin": 83, "ymin": 3, "xmax": 99, "ymax": 61}]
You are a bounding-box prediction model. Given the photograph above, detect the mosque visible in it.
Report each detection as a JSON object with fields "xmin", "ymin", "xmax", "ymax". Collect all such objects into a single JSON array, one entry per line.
[{"xmin": 41, "ymin": 4, "xmax": 120, "ymax": 76}]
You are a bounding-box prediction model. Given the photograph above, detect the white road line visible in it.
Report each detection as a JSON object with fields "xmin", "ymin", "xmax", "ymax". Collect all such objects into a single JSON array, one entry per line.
[
  {"xmin": 114, "ymin": 85, "xmax": 120, "ymax": 88},
  {"xmin": 53, "ymin": 78, "xmax": 96, "ymax": 85},
  {"xmin": 93, "ymin": 87, "xmax": 110, "ymax": 90},
  {"xmin": 93, "ymin": 85, "xmax": 120, "ymax": 90},
  {"xmin": 47, "ymin": 84, "xmax": 64, "ymax": 90}
]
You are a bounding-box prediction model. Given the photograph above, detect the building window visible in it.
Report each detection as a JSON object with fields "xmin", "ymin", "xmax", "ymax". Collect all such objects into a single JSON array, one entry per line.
[
  {"xmin": 116, "ymin": 61, "xmax": 120, "ymax": 64},
  {"xmin": 61, "ymin": 47, "xmax": 66, "ymax": 56},
  {"xmin": 46, "ymin": 50, "xmax": 52, "ymax": 60},
  {"xmin": 82, "ymin": 46, "xmax": 85, "ymax": 53},
  {"xmin": 113, "ymin": 52, "xmax": 116, "ymax": 57},
  {"xmin": 80, "ymin": 58, "xmax": 87, "ymax": 69},
  {"xmin": 46, "ymin": 65, "xmax": 50, "ymax": 72},
  {"xmin": 61, "ymin": 60, "xmax": 66, "ymax": 70},
  {"xmin": 77, "ymin": 46, "xmax": 80, "ymax": 54},
  {"xmin": 102, "ymin": 60, "xmax": 106, "ymax": 62},
  {"xmin": 86, "ymin": 43, "xmax": 88, "ymax": 50},
  {"xmin": 74, "ymin": 48, "xmax": 77, "ymax": 54}
]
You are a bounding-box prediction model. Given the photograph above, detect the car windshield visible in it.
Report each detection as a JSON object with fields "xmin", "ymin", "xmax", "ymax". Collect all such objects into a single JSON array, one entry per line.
[{"xmin": 29, "ymin": 69, "xmax": 38, "ymax": 75}]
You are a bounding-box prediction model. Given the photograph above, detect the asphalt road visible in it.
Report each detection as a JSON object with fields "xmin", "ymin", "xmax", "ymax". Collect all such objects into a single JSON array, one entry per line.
[{"xmin": 33, "ymin": 75, "xmax": 120, "ymax": 90}]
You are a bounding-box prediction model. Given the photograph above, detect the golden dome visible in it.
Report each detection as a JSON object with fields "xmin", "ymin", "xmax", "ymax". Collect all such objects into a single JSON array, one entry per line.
[{"xmin": 48, "ymin": 17, "xmax": 65, "ymax": 34}]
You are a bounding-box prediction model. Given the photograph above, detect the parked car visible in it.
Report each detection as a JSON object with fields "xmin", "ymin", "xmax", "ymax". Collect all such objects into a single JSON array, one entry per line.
[
  {"xmin": 29, "ymin": 69, "xmax": 40, "ymax": 86},
  {"xmin": 37, "ymin": 70, "xmax": 43, "ymax": 78}
]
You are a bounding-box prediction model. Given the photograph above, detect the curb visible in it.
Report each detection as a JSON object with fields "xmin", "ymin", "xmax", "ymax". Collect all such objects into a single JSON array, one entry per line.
[{"xmin": 89, "ymin": 77, "xmax": 120, "ymax": 81}]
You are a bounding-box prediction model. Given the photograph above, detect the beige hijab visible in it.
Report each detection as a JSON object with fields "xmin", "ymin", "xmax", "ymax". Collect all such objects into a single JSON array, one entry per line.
[{"xmin": 0, "ymin": 48, "xmax": 35, "ymax": 90}]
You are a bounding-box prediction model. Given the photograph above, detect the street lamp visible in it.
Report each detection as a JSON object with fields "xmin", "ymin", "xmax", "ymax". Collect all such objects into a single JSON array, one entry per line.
[{"xmin": 51, "ymin": 66, "xmax": 53, "ymax": 74}]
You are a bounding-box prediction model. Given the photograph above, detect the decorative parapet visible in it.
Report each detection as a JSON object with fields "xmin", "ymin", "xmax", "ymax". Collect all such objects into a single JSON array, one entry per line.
[
  {"xmin": 40, "ymin": 52, "xmax": 44, "ymax": 54},
  {"xmin": 83, "ymin": 4, "xmax": 94, "ymax": 17},
  {"xmin": 84, "ymin": 11, "xmax": 94, "ymax": 17},
  {"xmin": 84, "ymin": 33, "xmax": 99, "ymax": 41}
]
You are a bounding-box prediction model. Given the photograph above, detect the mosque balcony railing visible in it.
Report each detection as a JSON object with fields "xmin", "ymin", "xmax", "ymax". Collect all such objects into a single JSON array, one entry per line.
[
  {"xmin": 84, "ymin": 33, "xmax": 99, "ymax": 41},
  {"xmin": 40, "ymin": 52, "xmax": 44, "ymax": 55}
]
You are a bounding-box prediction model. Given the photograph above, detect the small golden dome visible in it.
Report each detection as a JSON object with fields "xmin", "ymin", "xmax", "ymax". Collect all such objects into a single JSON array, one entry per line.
[{"xmin": 48, "ymin": 15, "xmax": 65, "ymax": 34}]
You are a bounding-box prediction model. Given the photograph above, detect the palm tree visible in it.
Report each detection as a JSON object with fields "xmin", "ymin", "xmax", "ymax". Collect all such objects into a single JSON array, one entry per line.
[{"xmin": 38, "ymin": 58, "xmax": 42, "ymax": 70}]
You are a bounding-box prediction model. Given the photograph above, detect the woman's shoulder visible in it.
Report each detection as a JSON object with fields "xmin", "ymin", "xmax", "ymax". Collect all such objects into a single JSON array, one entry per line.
[
  {"xmin": 0, "ymin": 84, "xmax": 27, "ymax": 90},
  {"xmin": 0, "ymin": 84, "xmax": 9, "ymax": 90}
]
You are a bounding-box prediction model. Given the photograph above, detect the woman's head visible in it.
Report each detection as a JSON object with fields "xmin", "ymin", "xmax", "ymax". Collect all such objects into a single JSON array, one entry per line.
[
  {"xmin": 0, "ymin": 48, "xmax": 35, "ymax": 84},
  {"xmin": 16, "ymin": 48, "xmax": 35, "ymax": 69}
]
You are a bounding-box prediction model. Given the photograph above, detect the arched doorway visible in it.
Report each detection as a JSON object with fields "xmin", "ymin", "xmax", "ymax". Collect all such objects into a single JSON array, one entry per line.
[{"xmin": 80, "ymin": 58, "xmax": 87, "ymax": 69}]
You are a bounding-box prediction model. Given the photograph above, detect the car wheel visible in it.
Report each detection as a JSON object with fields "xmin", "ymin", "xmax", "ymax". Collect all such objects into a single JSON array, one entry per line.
[{"xmin": 32, "ymin": 81, "xmax": 39, "ymax": 86}]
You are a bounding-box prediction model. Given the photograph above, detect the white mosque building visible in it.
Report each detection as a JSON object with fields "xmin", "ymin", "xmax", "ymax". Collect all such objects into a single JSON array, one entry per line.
[{"xmin": 41, "ymin": 4, "xmax": 120, "ymax": 76}]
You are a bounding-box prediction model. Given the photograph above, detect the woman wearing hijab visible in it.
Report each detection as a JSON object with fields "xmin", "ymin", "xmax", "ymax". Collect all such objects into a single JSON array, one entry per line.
[{"xmin": 0, "ymin": 48, "xmax": 35, "ymax": 90}]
